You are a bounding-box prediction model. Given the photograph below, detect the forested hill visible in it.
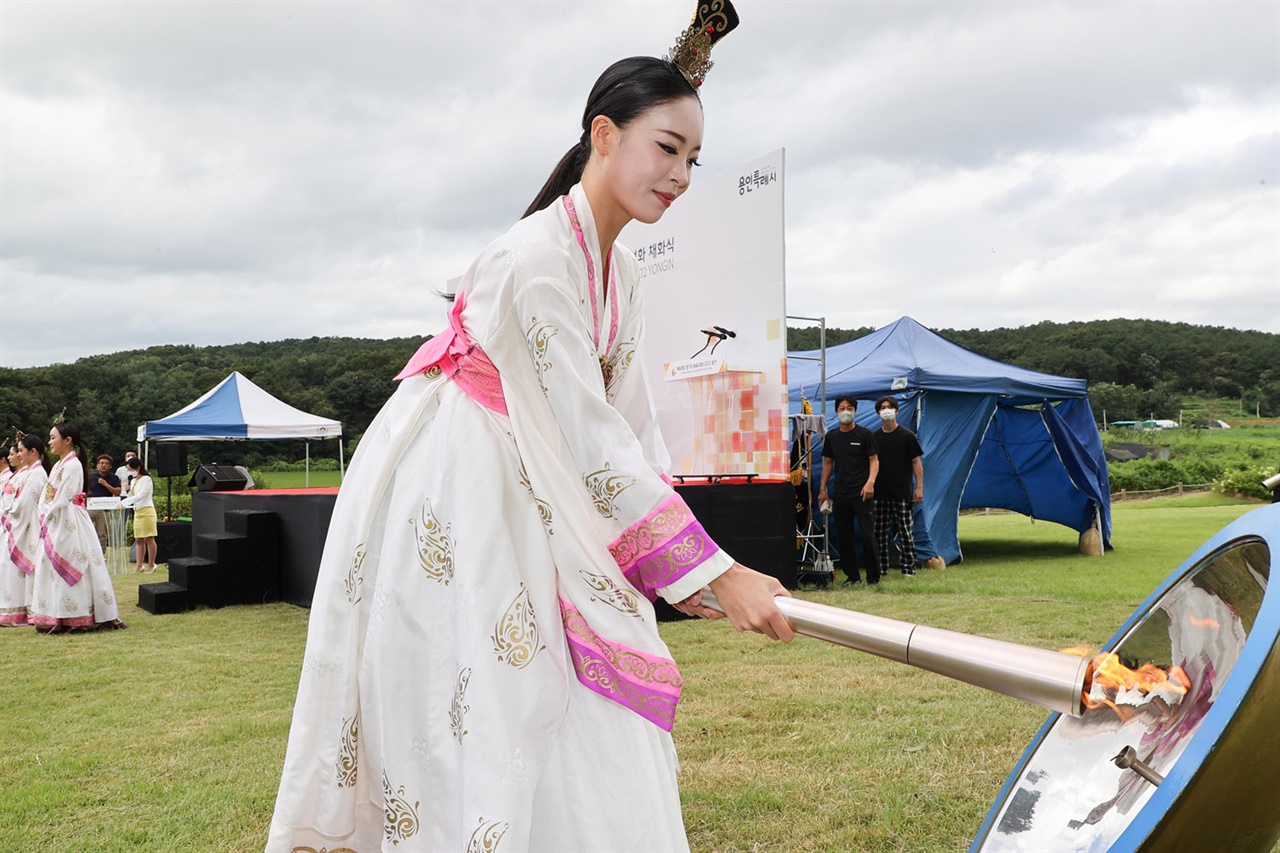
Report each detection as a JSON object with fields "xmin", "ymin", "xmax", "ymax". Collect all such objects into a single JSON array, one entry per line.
[
  {"xmin": 788, "ymin": 318, "xmax": 1279, "ymax": 420},
  {"xmin": 1, "ymin": 318, "xmax": 1275, "ymax": 465},
  {"xmin": 0, "ymin": 336, "xmax": 425, "ymax": 468}
]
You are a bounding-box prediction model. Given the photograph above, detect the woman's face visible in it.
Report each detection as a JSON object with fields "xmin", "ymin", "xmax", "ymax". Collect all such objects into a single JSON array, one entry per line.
[
  {"xmin": 6, "ymin": 447, "xmax": 18, "ymax": 469},
  {"xmin": 48, "ymin": 428, "xmax": 72, "ymax": 458},
  {"xmin": 598, "ymin": 97, "xmax": 704, "ymax": 225}
]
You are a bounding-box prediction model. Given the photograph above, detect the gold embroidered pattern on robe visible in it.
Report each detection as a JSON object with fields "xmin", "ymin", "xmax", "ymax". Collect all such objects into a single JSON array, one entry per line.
[
  {"xmin": 491, "ymin": 584, "xmax": 544, "ymax": 670},
  {"xmin": 583, "ymin": 463, "xmax": 636, "ymax": 520},
  {"xmin": 381, "ymin": 769, "xmax": 421, "ymax": 846},
  {"xmin": 450, "ymin": 667, "xmax": 472, "ymax": 743},
  {"xmin": 415, "ymin": 502, "xmax": 454, "ymax": 585},
  {"xmin": 577, "ymin": 568, "xmax": 642, "ymax": 617},
  {"xmin": 336, "ymin": 713, "xmax": 359, "ymax": 788},
  {"xmin": 518, "ymin": 465, "xmax": 554, "ymax": 536},
  {"xmin": 608, "ymin": 500, "xmax": 694, "ymax": 568},
  {"xmin": 524, "ymin": 318, "xmax": 558, "ymax": 393},
  {"xmin": 466, "ymin": 816, "xmax": 511, "ymax": 852},
  {"xmin": 343, "ymin": 544, "xmax": 366, "ymax": 604},
  {"xmin": 604, "ymin": 340, "xmax": 637, "ymax": 401}
]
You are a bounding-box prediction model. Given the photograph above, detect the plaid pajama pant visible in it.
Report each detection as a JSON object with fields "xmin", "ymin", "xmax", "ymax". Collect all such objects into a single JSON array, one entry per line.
[{"xmin": 874, "ymin": 497, "xmax": 916, "ymax": 573}]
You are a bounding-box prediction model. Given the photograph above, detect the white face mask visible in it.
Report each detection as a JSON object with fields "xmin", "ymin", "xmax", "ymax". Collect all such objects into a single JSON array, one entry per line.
[
  {"xmin": 879, "ymin": 409, "xmax": 897, "ymax": 422},
  {"xmin": 837, "ymin": 411, "xmax": 856, "ymax": 425}
]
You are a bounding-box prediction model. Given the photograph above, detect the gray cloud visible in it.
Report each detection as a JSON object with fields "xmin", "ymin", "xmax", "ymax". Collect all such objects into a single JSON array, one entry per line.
[{"xmin": 1, "ymin": 0, "xmax": 1277, "ymax": 368}]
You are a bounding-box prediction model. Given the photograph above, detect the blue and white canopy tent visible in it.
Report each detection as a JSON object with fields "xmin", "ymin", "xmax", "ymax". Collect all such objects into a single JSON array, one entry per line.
[
  {"xmin": 789, "ymin": 317, "xmax": 1111, "ymax": 565},
  {"xmin": 137, "ymin": 371, "xmax": 344, "ymax": 484}
]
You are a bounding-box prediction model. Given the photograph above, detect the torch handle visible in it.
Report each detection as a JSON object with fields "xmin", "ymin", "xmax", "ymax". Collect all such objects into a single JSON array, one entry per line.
[{"xmin": 700, "ymin": 591, "xmax": 1089, "ymax": 718}]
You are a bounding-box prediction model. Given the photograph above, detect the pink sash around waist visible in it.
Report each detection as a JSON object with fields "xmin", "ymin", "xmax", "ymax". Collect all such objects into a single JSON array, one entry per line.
[{"xmin": 395, "ymin": 290, "xmax": 507, "ymax": 415}]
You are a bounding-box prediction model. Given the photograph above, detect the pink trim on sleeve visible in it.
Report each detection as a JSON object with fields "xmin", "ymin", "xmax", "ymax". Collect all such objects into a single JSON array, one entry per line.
[
  {"xmin": 608, "ymin": 494, "xmax": 721, "ymax": 601},
  {"xmin": 559, "ymin": 597, "xmax": 683, "ymax": 731}
]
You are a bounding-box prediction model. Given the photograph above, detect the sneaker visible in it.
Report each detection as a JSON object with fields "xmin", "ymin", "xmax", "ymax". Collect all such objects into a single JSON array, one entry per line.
[
  {"xmin": 841, "ymin": 578, "xmax": 862, "ymax": 587},
  {"xmin": 902, "ymin": 568, "xmax": 916, "ymax": 577}
]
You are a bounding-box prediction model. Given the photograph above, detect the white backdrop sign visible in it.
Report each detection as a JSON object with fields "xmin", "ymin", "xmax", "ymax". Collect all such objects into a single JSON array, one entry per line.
[{"xmin": 621, "ymin": 149, "xmax": 788, "ymax": 478}]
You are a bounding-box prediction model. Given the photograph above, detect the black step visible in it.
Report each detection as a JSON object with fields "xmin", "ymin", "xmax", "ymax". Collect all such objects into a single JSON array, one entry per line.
[{"xmin": 138, "ymin": 582, "xmax": 190, "ymax": 614}]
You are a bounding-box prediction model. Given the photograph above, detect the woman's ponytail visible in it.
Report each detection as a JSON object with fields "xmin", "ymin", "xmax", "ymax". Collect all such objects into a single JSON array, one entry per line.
[{"xmin": 523, "ymin": 139, "xmax": 589, "ymax": 219}]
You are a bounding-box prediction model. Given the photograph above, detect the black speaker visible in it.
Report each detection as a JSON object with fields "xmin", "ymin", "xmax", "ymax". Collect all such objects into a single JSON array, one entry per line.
[
  {"xmin": 189, "ymin": 464, "xmax": 249, "ymax": 492},
  {"xmin": 156, "ymin": 443, "xmax": 189, "ymax": 478}
]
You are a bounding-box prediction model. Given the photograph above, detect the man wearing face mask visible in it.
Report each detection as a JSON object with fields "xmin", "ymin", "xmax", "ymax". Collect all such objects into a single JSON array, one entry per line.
[
  {"xmin": 873, "ymin": 396, "xmax": 924, "ymax": 577},
  {"xmin": 818, "ymin": 396, "xmax": 880, "ymax": 586}
]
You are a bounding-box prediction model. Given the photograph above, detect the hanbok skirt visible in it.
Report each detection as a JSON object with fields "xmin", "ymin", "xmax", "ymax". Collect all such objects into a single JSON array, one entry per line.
[
  {"xmin": 31, "ymin": 507, "xmax": 123, "ymax": 629},
  {"xmin": 0, "ymin": 534, "xmax": 29, "ymax": 626},
  {"xmin": 267, "ymin": 373, "xmax": 689, "ymax": 852}
]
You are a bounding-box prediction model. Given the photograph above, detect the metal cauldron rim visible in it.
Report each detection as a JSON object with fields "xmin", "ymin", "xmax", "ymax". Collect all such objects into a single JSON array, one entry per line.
[{"xmin": 969, "ymin": 503, "xmax": 1280, "ymax": 853}]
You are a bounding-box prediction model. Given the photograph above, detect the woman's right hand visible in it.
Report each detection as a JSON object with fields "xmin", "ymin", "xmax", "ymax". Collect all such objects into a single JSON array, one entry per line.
[{"xmin": 706, "ymin": 564, "xmax": 795, "ymax": 642}]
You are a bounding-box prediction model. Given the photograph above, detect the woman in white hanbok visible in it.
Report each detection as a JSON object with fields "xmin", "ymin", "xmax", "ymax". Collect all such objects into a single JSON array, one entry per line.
[
  {"xmin": 30, "ymin": 423, "xmax": 125, "ymax": 632},
  {"xmin": 0, "ymin": 444, "xmax": 21, "ymax": 625},
  {"xmin": 2, "ymin": 437, "xmax": 51, "ymax": 626},
  {"xmin": 269, "ymin": 23, "xmax": 794, "ymax": 853}
]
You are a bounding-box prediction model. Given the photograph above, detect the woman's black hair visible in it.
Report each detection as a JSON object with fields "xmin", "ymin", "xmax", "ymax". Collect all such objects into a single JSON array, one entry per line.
[
  {"xmin": 127, "ymin": 456, "xmax": 149, "ymax": 477},
  {"xmin": 51, "ymin": 421, "xmax": 90, "ymax": 489},
  {"xmin": 18, "ymin": 433, "xmax": 53, "ymax": 475},
  {"xmin": 522, "ymin": 56, "xmax": 699, "ymax": 219}
]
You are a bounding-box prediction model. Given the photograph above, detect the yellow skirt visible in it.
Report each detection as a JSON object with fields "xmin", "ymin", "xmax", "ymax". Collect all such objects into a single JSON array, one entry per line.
[{"xmin": 133, "ymin": 506, "xmax": 158, "ymax": 539}]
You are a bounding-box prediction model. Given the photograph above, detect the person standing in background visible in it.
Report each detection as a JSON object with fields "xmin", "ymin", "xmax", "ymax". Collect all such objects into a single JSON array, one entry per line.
[
  {"xmin": 115, "ymin": 450, "xmax": 138, "ymax": 497},
  {"xmin": 87, "ymin": 453, "xmax": 121, "ymax": 552},
  {"xmin": 818, "ymin": 395, "xmax": 880, "ymax": 586},
  {"xmin": 121, "ymin": 457, "xmax": 157, "ymax": 573},
  {"xmin": 873, "ymin": 396, "xmax": 924, "ymax": 577}
]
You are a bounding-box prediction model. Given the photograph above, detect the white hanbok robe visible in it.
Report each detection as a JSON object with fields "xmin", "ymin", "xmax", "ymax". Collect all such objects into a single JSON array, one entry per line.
[
  {"xmin": 268, "ymin": 184, "xmax": 734, "ymax": 852},
  {"xmin": 2, "ymin": 461, "xmax": 46, "ymax": 622},
  {"xmin": 31, "ymin": 454, "xmax": 123, "ymax": 629}
]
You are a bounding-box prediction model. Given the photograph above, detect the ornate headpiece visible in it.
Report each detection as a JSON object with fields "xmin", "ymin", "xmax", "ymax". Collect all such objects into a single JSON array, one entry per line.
[
  {"xmin": 52, "ymin": 407, "xmax": 67, "ymax": 425},
  {"xmin": 668, "ymin": 0, "xmax": 740, "ymax": 90},
  {"xmin": 11, "ymin": 426, "xmax": 24, "ymax": 441}
]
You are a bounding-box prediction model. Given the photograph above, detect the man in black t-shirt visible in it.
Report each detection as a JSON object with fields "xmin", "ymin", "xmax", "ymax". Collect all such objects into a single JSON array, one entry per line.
[
  {"xmin": 873, "ymin": 396, "xmax": 924, "ymax": 576},
  {"xmin": 818, "ymin": 395, "xmax": 880, "ymax": 585}
]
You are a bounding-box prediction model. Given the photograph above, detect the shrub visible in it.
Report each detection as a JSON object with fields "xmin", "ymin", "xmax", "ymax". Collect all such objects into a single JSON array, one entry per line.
[{"xmin": 1213, "ymin": 465, "xmax": 1277, "ymax": 501}]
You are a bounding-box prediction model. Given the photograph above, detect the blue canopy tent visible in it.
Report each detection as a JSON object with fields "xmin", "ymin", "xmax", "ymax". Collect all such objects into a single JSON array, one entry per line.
[
  {"xmin": 789, "ymin": 317, "xmax": 1110, "ymax": 565},
  {"xmin": 137, "ymin": 371, "xmax": 344, "ymax": 484}
]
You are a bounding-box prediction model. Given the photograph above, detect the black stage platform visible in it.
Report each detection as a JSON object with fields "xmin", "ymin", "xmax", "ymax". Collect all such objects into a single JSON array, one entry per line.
[{"xmin": 189, "ymin": 481, "xmax": 794, "ymax": 609}]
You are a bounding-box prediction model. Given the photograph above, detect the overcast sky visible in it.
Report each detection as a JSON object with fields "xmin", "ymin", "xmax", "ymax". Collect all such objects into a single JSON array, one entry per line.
[{"xmin": 2, "ymin": 0, "xmax": 1277, "ymax": 368}]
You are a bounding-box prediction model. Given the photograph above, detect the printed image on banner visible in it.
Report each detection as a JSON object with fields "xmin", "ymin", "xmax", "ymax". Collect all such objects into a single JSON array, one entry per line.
[{"xmin": 621, "ymin": 149, "xmax": 788, "ymax": 478}]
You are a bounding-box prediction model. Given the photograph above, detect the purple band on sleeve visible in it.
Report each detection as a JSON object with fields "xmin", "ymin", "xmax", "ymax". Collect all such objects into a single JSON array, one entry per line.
[
  {"xmin": 559, "ymin": 597, "xmax": 683, "ymax": 731},
  {"xmin": 608, "ymin": 494, "xmax": 721, "ymax": 601}
]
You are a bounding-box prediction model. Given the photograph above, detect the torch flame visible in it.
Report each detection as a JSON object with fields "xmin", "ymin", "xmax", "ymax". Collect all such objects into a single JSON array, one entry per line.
[
  {"xmin": 1059, "ymin": 645, "xmax": 1094, "ymax": 657},
  {"xmin": 1081, "ymin": 653, "xmax": 1191, "ymax": 721}
]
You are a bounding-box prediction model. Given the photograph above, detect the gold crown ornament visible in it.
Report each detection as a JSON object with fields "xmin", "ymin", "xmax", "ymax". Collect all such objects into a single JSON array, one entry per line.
[
  {"xmin": 52, "ymin": 407, "xmax": 67, "ymax": 425},
  {"xmin": 668, "ymin": 0, "xmax": 740, "ymax": 89}
]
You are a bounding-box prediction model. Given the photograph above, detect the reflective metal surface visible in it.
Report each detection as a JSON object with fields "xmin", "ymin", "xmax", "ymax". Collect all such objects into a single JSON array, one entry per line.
[
  {"xmin": 971, "ymin": 505, "xmax": 1279, "ymax": 853},
  {"xmin": 700, "ymin": 591, "xmax": 1090, "ymax": 717}
]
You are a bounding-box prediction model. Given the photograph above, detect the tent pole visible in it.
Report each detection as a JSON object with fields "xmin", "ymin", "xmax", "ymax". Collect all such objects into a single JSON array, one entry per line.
[
  {"xmin": 305, "ymin": 441, "xmax": 310, "ymax": 488},
  {"xmin": 339, "ymin": 441, "xmax": 345, "ymax": 481}
]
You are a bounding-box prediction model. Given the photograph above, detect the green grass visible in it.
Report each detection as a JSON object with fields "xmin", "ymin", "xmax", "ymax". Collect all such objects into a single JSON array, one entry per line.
[
  {"xmin": 0, "ymin": 497, "xmax": 1270, "ymax": 852},
  {"xmin": 248, "ymin": 469, "xmax": 344, "ymax": 489}
]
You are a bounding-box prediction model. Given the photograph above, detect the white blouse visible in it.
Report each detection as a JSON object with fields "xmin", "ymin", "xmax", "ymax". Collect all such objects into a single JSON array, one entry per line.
[{"xmin": 121, "ymin": 475, "xmax": 154, "ymax": 509}]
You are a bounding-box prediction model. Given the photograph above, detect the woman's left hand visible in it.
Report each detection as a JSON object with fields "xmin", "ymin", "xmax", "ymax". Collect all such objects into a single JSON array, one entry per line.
[{"xmin": 673, "ymin": 588, "xmax": 725, "ymax": 620}]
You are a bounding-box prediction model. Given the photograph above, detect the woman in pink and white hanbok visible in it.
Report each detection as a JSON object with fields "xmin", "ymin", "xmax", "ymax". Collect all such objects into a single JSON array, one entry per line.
[
  {"xmin": 269, "ymin": 27, "xmax": 793, "ymax": 853},
  {"xmin": 30, "ymin": 423, "xmax": 124, "ymax": 632}
]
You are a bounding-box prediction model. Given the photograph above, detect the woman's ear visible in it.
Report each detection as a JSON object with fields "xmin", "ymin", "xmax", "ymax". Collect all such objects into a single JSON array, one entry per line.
[{"xmin": 589, "ymin": 115, "xmax": 618, "ymax": 157}]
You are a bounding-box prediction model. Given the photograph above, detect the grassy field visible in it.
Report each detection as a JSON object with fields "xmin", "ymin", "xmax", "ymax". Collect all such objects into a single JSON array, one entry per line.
[
  {"xmin": 0, "ymin": 497, "xmax": 1270, "ymax": 852},
  {"xmin": 248, "ymin": 469, "xmax": 344, "ymax": 489}
]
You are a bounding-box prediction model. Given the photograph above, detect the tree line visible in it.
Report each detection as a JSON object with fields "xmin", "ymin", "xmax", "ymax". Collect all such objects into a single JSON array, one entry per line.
[
  {"xmin": 788, "ymin": 318, "xmax": 1280, "ymax": 422},
  {"xmin": 1, "ymin": 318, "xmax": 1275, "ymax": 467}
]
